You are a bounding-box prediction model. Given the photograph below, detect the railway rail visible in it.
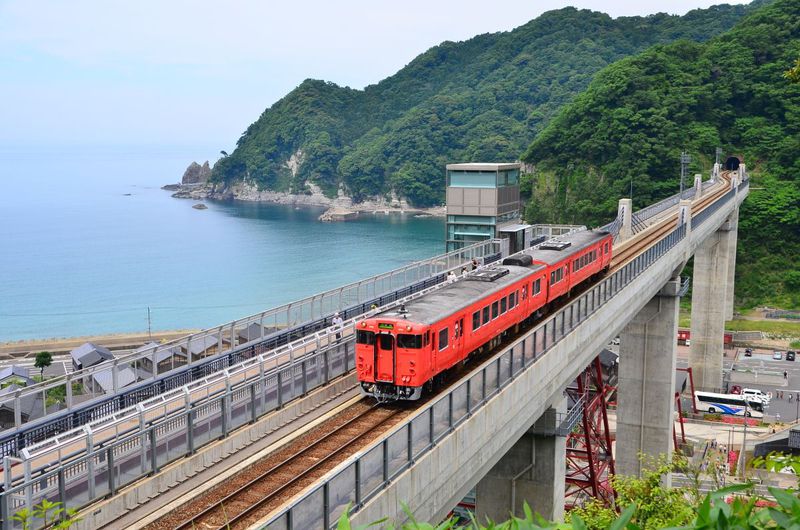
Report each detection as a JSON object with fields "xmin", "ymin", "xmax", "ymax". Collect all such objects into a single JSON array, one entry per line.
[
  {"xmin": 0, "ymin": 168, "xmax": 745, "ymax": 530},
  {"xmin": 146, "ymin": 179, "xmax": 732, "ymax": 530},
  {"xmin": 149, "ymin": 402, "xmax": 405, "ymax": 530}
]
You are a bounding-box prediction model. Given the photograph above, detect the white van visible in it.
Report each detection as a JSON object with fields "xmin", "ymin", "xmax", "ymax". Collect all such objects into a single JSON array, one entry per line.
[{"xmin": 741, "ymin": 388, "xmax": 771, "ymax": 404}]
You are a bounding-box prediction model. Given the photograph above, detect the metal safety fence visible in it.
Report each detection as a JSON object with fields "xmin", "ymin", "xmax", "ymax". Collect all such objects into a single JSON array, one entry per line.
[
  {"xmin": 0, "ymin": 179, "xmax": 744, "ymax": 529},
  {"xmin": 0, "ymin": 240, "xmax": 501, "ymax": 457},
  {"xmin": 259, "ymin": 219, "xmax": 693, "ymax": 530}
]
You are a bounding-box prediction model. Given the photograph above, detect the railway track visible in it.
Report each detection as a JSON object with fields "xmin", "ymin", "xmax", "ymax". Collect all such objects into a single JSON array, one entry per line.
[
  {"xmin": 148, "ymin": 402, "xmax": 404, "ymax": 530},
  {"xmin": 610, "ymin": 172, "xmax": 732, "ymax": 269},
  {"xmin": 139, "ymin": 176, "xmax": 734, "ymax": 530}
]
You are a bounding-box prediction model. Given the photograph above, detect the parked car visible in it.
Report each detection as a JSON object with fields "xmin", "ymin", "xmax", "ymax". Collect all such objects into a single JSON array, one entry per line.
[
  {"xmin": 744, "ymin": 348, "xmax": 753, "ymax": 357},
  {"xmin": 788, "ymin": 350, "xmax": 797, "ymax": 362},
  {"xmin": 773, "ymin": 351, "xmax": 783, "ymax": 360},
  {"xmin": 742, "ymin": 388, "xmax": 771, "ymax": 404}
]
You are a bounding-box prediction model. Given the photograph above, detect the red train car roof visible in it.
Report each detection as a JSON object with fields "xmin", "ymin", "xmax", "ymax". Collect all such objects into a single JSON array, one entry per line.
[
  {"xmin": 373, "ymin": 264, "xmax": 539, "ymax": 326},
  {"xmin": 526, "ymin": 230, "xmax": 609, "ymax": 266}
]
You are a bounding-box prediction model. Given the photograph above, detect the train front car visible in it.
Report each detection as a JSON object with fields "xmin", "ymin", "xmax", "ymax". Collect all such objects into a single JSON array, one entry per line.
[{"xmin": 356, "ymin": 311, "xmax": 430, "ymax": 401}]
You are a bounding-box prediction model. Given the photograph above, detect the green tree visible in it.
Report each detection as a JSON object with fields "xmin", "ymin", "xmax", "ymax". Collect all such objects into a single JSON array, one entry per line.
[
  {"xmin": 785, "ymin": 58, "xmax": 800, "ymax": 83},
  {"xmin": 34, "ymin": 351, "xmax": 52, "ymax": 379}
]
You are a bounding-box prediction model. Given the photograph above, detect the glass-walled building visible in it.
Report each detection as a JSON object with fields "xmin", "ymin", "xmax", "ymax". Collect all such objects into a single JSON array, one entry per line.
[{"xmin": 445, "ymin": 163, "xmax": 522, "ymax": 252}]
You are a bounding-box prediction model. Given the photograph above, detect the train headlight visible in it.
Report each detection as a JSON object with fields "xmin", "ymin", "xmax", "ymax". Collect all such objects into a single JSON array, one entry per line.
[
  {"xmin": 406, "ymin": 325, "xmax": 412, "ymax": 331},
  {"xmin": 361, "ymin": 322, "xmax": 367, "ymax": 327}
]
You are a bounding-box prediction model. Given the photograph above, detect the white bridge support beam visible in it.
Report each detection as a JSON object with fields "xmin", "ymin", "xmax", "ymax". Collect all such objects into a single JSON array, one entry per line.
[
  {"xmin": 618, "ymin": 198, "xmax": 632, "ymax": 241},
  {"xmin": 689, "ymin": 208, "xmax": 737, "ymax": 391},
  {"xmin": 474, "ymin": 400, "xmax": 566, "ymax": 523},
  {"xmin": 724, "ymin": 206, "xmax": 739, "ymax": 321},
  {"xmin": 616, "ymin": 277, "xmax": 680, "ymax": 481}
]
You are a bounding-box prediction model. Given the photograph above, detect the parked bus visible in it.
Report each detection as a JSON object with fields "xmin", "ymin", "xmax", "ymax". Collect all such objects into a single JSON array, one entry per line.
[{"xmin": 694, "ymin": 391, "xmax": 765, "ymax": 417}]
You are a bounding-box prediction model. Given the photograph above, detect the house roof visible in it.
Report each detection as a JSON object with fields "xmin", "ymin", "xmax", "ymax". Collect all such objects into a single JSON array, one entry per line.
[
  {"xmin": 135, "ymin": 342, "xmax": 186, "ymax": 363},
  {"xmin": 0, "ymin": 384, "xmax": 44, "ymax": 420},
  {"xmin": 183, "ymin": 336, "xmax": 217, "ymax": 356},
  {"xmin": 91, "ymin": 366, "xmax": 137, "ymax": 393},
  {"xmin": 0, "ymin": 366, "xmax": 33, "ymax": 384},
  {"xmin": 70, "ymin": 342, "xmax": 114, "ymax": 367},
  {"xmin": 237, "ymin": 323, "xmax": 265, "ymax": 343}
]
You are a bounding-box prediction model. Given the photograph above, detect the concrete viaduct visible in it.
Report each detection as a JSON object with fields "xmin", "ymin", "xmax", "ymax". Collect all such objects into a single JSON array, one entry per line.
[{"xmin": 265, "ymin": 166, "xmax": 748, "ymax": 528}]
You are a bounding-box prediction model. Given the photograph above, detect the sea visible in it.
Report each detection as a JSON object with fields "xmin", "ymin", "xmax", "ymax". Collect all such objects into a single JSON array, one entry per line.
[{"xmin": 0, "ymin": 145, "xmax": 445, "ymax": 342}]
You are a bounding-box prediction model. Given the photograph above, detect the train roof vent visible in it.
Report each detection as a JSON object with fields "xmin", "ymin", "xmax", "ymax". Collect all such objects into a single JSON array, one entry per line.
[
  {"xmin": 538, "ymin": 239, "xmax": 572, "ymax": 251},
  {"xmin": 467, "ymin": 267, "xmax": 510, "ymax": 282}
]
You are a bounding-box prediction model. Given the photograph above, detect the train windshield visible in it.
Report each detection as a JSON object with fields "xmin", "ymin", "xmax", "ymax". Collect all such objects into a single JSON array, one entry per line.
[
  {"xmin": 397, "ymin": 334, "xmax": 423, "ymax": 349},
  {"xmin": 356, "ymin": 330, "xmax": 375, "ymax": 345}
]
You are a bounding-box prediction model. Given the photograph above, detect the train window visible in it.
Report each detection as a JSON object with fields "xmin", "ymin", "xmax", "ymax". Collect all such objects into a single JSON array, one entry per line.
[
  {"xmin": 605, "ymin": 242, "xmax": 610, "ymax": 253},
  {"xmin": 483, "ymin": 306, "xmax": 490, "ymax": 324},
  {"xmin": 500, "ymin": 297, "xmax": 507, "ymax": 313},
  {"xmin": 550, "ymin": 271, "xmax": 555, "ymax": 285},
  {"xmin": 472, "ymin": 311, "xmax": 481, "ymax": 331},
  {"xmin": 438, "ymin": 329, "xmax": 449, "ymax": 350},
  {"xmin": 533, "ymin": 279, "xmax": 541, "ymax": 295},
  {"xmin": 573, "ymin": 259, "xmax": 579, "ymax": 272},
  {"xmin": 509, "ymin": 292, "xmax": 516, "ymax": 308},
  {"xmin": 379, "ymin": 334, "xmax": 393, "ymax": 350},
  {"xmin": 397, "ymin": 334, "xmax": 422, "ymax": 349},
  {"xmin": 424, "ymin": 331, "xmax": 430, "ymax": 346},
  {"xmin": 492, "ymin": 301, "xmax": 499, "ymax": 319},
  {"xmin": 356, "ymin": 330, "xmax": 375, "ymax": 345}
]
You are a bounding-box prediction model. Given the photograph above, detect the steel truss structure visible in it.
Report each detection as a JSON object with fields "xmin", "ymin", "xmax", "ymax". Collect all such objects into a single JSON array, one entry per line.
[{"xmin": 565, "ymin": 356, "xmax": 616, "ymax": 509}]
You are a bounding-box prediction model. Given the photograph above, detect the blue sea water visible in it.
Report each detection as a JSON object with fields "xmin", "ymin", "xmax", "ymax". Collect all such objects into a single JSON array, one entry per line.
[{"xmin": 0, "ymin": 145, "xmax": 445, "ymax": 341}]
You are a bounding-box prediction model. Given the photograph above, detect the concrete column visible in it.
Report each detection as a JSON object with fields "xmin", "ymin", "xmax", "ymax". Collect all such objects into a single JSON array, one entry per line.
[
  {"xmin": 617, "ymin": 278, "xmax": 680, "ymax": 481},
  {"xmin": 475, "ymin": 400, "xmax": 566, "ymax": 523},
  {"xmin": 724, "ymin": 207, "xmax": 739, "ymax": 322},
  {"xmin": 690, "ymin": 218, "xmax": 734, "ymax": 391},
  {"xmin": 694, "ymin": 174, "xmax": 703, "ymax": 199},
  {"xmin": 618, "ymin": 198, "xmax": 632, "ymax": 242},
  {"xmin": 678, "ymin": 200, "xmax": 692, "ymax": 231}
]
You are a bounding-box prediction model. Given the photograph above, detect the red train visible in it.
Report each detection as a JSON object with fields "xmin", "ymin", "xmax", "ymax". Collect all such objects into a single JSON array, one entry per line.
[{"xmin": 356, "ymin": 229, "xmax": 613, "ymax": 401}]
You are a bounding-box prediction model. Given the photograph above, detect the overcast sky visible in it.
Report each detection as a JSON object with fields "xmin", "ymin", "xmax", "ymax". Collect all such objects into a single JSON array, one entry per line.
[{"xmin": 0, "ymin": 0, "xmax": 747, "ymax": 152}]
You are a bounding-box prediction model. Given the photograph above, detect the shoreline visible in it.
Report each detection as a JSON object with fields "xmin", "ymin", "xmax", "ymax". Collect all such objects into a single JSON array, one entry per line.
[
  {"xmin": 162, "ymin": 181, "xmax": 446, "ymax": 220},
  {"xmin": 0, "ymin": 329, "xmax": 200, "ymax": 358}
]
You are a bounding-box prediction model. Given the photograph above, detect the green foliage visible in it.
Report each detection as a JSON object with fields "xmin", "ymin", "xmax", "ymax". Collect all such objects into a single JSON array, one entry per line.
[
  {"xmin": 34, "ymin": 351, "xmax": 52, "ymax": 379},
  {"xmin": 523, "ymin": 0, "xmax": 800, "ymax": 309},
  {"xmin": 13, "ymin": 501, "xmax": 81, "ymax": 530},
  {"xmin": 786, "ymin": 58, "xmax": 800, "ymax": 83},
  {"xmin": 213, "ymin": 4, "xmax": 754, "ymax": 206}
]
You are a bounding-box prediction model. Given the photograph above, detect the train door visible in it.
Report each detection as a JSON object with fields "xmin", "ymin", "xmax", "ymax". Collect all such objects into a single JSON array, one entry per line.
[
  {"xmin": 374, "ymin": 333, "xmax": 395, "ymax": 382},
  {"xmin": 454, "ymin": 317, "xmax": 465, "ymax": 360}
]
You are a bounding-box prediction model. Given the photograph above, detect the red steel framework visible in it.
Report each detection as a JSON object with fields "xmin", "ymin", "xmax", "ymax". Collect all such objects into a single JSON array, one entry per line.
[{"xmin": 564, "ymin": 356, "xmax": 616, "ymax": 509}]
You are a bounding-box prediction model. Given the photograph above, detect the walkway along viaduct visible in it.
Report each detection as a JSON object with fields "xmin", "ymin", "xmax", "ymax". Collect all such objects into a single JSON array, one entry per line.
[
  {"xmin": 262, "ymin": 166, "xmax": 748, "ymax": 529},
  {"xmin": 0, "ymin": 165, "xmax": 747, "ymax": 529}
]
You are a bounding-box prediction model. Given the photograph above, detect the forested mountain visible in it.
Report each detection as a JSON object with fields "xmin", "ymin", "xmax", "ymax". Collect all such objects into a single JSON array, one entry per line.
[
  {"xmin": 523, "ymin": 0, "xmax": 800, "ymax": 308},
  {"xmin": 211, "ymin": 3, "xmax": 756, "ymax": 205}
]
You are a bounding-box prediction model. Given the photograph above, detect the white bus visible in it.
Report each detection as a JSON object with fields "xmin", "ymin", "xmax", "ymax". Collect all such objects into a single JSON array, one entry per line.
[{"xmin": 694, "ymin": 391, "xmax": 765, "ymax": 418}]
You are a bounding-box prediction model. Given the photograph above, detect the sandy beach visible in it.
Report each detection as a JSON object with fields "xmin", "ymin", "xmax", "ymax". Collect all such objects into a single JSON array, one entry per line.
[{"xmin": 0, "ymin": 330, "xmax": 200, "ymax": 360}]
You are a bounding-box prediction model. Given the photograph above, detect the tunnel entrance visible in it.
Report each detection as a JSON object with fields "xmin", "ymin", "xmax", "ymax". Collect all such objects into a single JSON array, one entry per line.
[{"xmin": 724, "ymin": 156, "xmax": 741, "ymax": 170}]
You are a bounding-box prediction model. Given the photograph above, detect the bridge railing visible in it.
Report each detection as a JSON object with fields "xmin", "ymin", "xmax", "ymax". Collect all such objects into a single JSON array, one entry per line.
[
  {"xmin": 0, "ymin": 176, "xmax": 745, "ymax": 529},
  {"xmin": 256, "ymin": 220, "xmax": 691, "ymax": 530},
  {"xmin": 0, "ymin": 239, "xmax": 501, "ymax": 456}
]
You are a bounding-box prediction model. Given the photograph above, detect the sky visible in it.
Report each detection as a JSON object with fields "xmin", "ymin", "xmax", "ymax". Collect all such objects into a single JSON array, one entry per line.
[{"xmin": 0, "ymin": 0, "xmax": 748, "ymax": 155}]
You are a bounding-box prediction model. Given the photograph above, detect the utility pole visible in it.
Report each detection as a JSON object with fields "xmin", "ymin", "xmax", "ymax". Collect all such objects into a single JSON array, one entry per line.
[
  {"xmin": 715, "ymin": 147, "xmax": 723, "ymax": 166},
  {"xmin": 680, "ymin": 151, "xmax": 691, "ymax": 195},
  {"xmin": 740, "ymin": 400, "xmax": 748, "ymax": 480}
]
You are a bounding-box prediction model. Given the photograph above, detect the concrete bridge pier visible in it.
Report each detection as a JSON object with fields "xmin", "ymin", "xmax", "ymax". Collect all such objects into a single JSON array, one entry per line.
[
  {"xmin": 616, "ymin": 277, "xmax": 681, "ymax": 481},
  {"xmin": 689, "ymin": 208, "xmax": 737, "ymax": 391},
  {"xmin": 474, "ymin": 399, "xmax": 566, "ymax": 523}
]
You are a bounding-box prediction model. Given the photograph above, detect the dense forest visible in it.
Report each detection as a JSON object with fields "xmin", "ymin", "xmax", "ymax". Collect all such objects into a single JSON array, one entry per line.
[
  {"xmin": 523, "ymin": 0, "xmax": 800, "ymax": 308},
  {"xmin": 211, "ymin": 3, "xmax": 756, "ymax": 205}
]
